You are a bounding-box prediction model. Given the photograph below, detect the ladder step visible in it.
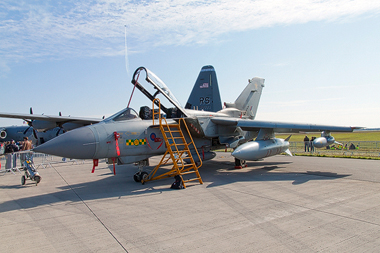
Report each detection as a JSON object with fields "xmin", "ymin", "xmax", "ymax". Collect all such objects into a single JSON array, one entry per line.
[
  {"xmin": 181, "ymin": 170, "xmax": 198, "ymax": 175},
  {"xmin": 178, "ymin": 156, "xmax": 192, "ymax": 160},
  {"xmin": 169, "ymin": 142, "xmax": 186, "ymax": 145},
  {"xmin": 183, "ymin": 178, "xmax": 202, "ymax": 183},
  {"xmin": 174, "ymin": 160, "xmax": 187, "ymax": 164},
  {"xmin": 169, "ymin": 143, "xmax": 187, "ymax": 147},
  {"xmin": 180, "ymin": 164, "xmax": 195, "ymax": 168},
  {"xmin": 164, "ymin": 130, "xmax": 181, "ymax": 133}
]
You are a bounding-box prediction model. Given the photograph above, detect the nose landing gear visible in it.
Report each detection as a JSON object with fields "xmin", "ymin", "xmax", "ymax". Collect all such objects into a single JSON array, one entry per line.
[{"xmin": 133, "ymin": 159, "xmax": 149, "ymax": 182}]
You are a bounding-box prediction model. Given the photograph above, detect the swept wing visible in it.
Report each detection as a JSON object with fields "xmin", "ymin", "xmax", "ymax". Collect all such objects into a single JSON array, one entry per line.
[
  {"xmin": 211, "ymin": 117, "xmax": 356, "ymax": 133},
  {"xmin": 0, "ymin": 112, "xmax": 102, "ymax": 125}
]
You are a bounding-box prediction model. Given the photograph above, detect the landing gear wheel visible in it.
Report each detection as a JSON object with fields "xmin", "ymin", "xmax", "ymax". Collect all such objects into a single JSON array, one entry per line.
[
  {"xmin": 133, "ymin": 172, "xmax": 142, "ymax": 182},
  {"xmin": 140, "ymin": 171, "xmax": 149, "ymax": 182},
  {"xmin": 234, "ymin": 158, "xmax": 246, "ymax": 167},
  {"xmin": 140, "ymin": 172, "xmax": 149, "ymax": 184},
  {"xmin": 21, "ymin": 175, "xmax": 26, "ymax": 185}
]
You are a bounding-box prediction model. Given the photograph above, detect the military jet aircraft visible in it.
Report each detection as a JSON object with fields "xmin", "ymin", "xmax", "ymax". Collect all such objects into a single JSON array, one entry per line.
[{"xmin": 33, "ymin": 66, "xmax": 357, "ymax": 182}]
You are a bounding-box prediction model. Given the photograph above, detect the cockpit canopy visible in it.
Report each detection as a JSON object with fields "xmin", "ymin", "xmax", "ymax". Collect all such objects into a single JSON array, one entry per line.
[
  {"xmin": 131, "ymin": 67, "xmax": 188, "ymax": 118},
  {"xmin": 104, "ymin": 67, "xmax": 189, "ymax": 123}
]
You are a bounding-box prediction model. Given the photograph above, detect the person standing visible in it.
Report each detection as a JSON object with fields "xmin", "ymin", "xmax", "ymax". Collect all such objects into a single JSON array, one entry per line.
[
  {"xmin": 5, "ymin": 140, "xmax": 19, "ymax": 170},
  {"xmin": 20, "ymin": 137, "xmax": 33, "ymax": 164},
  {"xmin": 304, "ymin": 135, "xmax": 310, "ymax": 152},
  {"xmin": 310, "ymin": 137, "xmax": 315, "ymax": 152}
]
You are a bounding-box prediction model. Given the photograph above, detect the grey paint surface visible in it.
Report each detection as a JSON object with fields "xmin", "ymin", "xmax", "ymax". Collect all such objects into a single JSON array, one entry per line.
[{"xmin": 1, "ymin": 153, "xmax": 380, "ymax": 252}]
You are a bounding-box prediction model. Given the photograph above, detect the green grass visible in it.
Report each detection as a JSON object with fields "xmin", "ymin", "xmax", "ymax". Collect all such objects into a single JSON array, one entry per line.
[
  {"xmin": 293, "ymin": 153, "xmax": 380, "ymax": 160},
  {"xmin": 276, "ymin": 131, "xmax": 380, "ymax": 142},
  {"xmin": 277, "ymin": 131, "xmax": 380, "ymax": 159}
]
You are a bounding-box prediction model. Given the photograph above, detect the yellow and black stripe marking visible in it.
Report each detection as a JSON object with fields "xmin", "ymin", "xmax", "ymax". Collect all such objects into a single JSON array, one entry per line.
[{"xmin": 126, "ymin": 139, "xmax": 147, "ymax": 146}]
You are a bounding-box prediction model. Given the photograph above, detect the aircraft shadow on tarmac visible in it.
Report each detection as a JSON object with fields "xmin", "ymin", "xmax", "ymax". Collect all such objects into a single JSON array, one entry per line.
[
  {"xmin": 200, "ymin": 160, "xmax": 351, "ymax": 187},
  {"xmin": 0, "ymin": 160, "xmax": 351, "ymax": 213}
]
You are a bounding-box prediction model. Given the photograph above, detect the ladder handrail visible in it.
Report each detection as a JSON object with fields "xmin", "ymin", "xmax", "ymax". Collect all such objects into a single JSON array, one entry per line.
[
  {"xmin": 153, "ymin": 98, "xmax": 184, "ymax": 169},
  {"xmin": 178, "ymin": 118, "xmax": 202, "ymax": 169}
]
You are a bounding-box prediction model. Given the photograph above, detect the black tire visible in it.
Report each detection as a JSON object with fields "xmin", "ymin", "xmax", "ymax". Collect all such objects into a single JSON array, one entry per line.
[
  {"xmin": 21, "ymin": 175, "xmax": 26, "ymax": 185},
  {"xmin": 140, "ymin": 171, "xmax": 149, "ymax": 181},
  {"xmin": 133, "ymin": 173, "xmax": 141, "ymax": 182},
  {"xmin": 235, "ymin": 158, "xmax": 246, "ymax": 167},
  {"xmin": 34, "ymin": 175, "xmax": 41, "ymax": 184}
]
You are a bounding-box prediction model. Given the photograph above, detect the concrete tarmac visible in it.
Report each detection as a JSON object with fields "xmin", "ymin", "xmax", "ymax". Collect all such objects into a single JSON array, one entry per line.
[{"xmin": 1, "ymin": 153, "xmax": 380, "ymax": 252}]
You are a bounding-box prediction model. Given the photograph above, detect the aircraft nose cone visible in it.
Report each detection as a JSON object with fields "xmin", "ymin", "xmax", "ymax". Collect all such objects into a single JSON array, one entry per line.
[{"xmin": 33, "ymin": 127, "xmax": 97, "ymax": 159}]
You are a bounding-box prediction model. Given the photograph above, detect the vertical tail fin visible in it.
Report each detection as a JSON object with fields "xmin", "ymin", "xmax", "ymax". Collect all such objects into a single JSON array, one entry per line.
[
  {"xmin": 185, "ymin": 65, "xmax": 222, "ymax": 112},
  {"xmin": 224, "ymin": 77, "xmax": 265, "ymax": 119}
]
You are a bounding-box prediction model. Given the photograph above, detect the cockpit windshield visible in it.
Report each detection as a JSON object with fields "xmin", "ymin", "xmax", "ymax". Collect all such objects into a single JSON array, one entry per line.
[{"xmin": 104, "ymin": 108, "xmax": 140, "ymax": 122}]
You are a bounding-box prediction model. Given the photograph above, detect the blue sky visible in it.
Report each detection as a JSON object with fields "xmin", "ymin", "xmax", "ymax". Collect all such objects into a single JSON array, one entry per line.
[{"xmin": 1, "ymin": 0, "xmax": 380, "ymax": 128}]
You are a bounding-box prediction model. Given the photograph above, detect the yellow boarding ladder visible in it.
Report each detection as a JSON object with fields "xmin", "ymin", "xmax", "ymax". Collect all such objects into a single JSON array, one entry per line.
[{"xmin": 141, "ymin": 99, "xmax": 203, "ymax": 188}]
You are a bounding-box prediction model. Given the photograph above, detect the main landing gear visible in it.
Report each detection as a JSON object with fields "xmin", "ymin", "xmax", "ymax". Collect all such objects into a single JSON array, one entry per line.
[
  {"xmin": 133, "ymin": 171, "xmax": 148, "ymax": 182},
  {"xmin": 234, "ymin": 158, "xmax": 247, "ymax": 169}
]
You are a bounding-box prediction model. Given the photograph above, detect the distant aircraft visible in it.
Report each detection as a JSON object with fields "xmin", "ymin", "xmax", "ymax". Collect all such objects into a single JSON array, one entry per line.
[
  {"xmin": 0, "ymin": 125, "xmax": 33, "ymax": 143},
  {"xmin": 34, "ymin": 66, "xmax": 358, "ymax": 183},
  {"xmin": 0, "ymin": 125, "xmax": 65, "ymax": 146},
  {"xmin": 0, "ymin": 108, "xmax": 103, "ymax": 133}
]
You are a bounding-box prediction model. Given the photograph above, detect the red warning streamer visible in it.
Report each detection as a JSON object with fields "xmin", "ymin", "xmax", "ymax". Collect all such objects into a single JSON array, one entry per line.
[
  {"xmin": 112, "ymin": 132, "xmax": 121, "ymax": 175},
  {"xmin": 92, "ymin": 159, "xmax": 98, "ymax": 173},
  {"xmin": 114, "ymin": 131, "xmax": 120, "ymax": 156}
]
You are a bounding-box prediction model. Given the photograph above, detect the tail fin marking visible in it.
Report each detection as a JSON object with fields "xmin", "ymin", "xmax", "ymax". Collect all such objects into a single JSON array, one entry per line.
[{"xmin": 185, "ymin": 65, "xmax": 222, "ymax": 112}]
